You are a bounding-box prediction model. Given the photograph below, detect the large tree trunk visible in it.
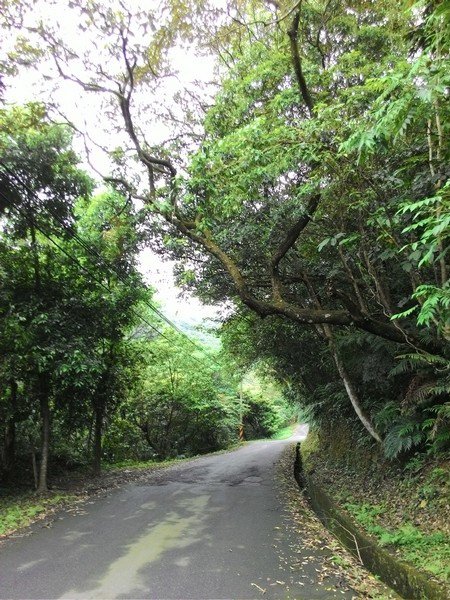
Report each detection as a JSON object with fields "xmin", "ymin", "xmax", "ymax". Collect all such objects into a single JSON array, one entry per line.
[
  {"xmin": 37, "ymin": 376, "xmax": 51, "ymax": 493},
  {"xmin": 85, "ymin": 411, "xmax": 94, "ymax": 458},
  {"xmin": 92, "ymin": 403, "xmax": 104, "ymax": 476}
]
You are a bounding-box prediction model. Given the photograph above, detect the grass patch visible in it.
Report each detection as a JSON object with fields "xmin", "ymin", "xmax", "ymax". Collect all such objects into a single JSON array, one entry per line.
[
  {"xmin": 271, "ymin": 424, "xmax": 296, "ymax": 440},
  {"xmin": 379, "ymin": 524, "xmax": 450, "ymax": 580},
  {"xmin": 344, "ymin": 502, "xmax": 450, "ymax": 581},
  {"xmin": 0, "ymin": 492, "xmax": 74, "ymax": 537},
  {"xmin": 344, "ymin": 502, "xmax": 387, "ymax": 537}
]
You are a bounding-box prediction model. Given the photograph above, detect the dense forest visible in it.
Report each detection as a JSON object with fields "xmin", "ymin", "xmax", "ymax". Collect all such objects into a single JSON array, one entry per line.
[
  {"xmin": 0, "ymin": 107, "xmax": 293, "ymax": 492},
  {"xmin": 0, "ymin": 0, "xmax": 449, "ymax": 499}
]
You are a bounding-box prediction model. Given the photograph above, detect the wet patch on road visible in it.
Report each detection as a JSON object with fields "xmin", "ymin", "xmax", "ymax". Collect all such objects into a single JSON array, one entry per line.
[{"xmin": 60, "ymin": 494, "xmax": 211, "ymax": 599}]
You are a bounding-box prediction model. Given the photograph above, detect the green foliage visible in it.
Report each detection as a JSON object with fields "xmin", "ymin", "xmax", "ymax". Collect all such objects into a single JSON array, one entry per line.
[
  {"xmin": 1, "ymin": 107, "xmax": 184, "ymax": 485},
  {"xmin": 341, "ymin": 2, "xmax": 450, "ymax": 339},
  {"xmin": 0, "ymin": 106, "xmax": 275, "ymax": 483},
  {"xmin": 243, "ymin": 393, "xmax": 284, "ymax": 440},
  {"xmin": 2, "ymin": 0, "xmax": 450, "ymax": 496},
  {"xmin": 378, "ymin": 352, "xmax": 450, "ymax": 458},
  {"xmin": 345, "ymin": 501, "xmax": 450, "ymax": 580},
  {"xmin": 343, "ymin": 502, "xmax": 387, "ymax": 537},
  {"xmin": 102, "ymin": 329, "xmax": 273, "ymax": 463},
  {"xmin": 0, "ymin": 493, "xmax": 73, "ymax": 536},
  {"xmin": 413, "ymin": 284, "xmax": 450, "ymax": 329},
  {"xmin": 383, "ymin": 419, "xmax": 425, "ymax": 459},
  {"xmin": 173, "ymin": 0, "xmax": 450, "ymax": 465},
  {"xmin": 380, "ymin": 524, "xmax": 450, "ymax": 580}
]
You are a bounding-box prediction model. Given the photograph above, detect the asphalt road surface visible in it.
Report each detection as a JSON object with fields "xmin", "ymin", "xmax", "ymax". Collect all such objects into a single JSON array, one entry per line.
[{"xmin": 0, "ymin": 427, "xmax": 356, "ymax": 599}]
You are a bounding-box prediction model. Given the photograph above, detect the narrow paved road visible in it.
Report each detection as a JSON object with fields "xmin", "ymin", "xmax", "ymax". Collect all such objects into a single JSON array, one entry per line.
[{"xmin": 0, "ymin": 428, "xmax": 356, "ymax": 599}]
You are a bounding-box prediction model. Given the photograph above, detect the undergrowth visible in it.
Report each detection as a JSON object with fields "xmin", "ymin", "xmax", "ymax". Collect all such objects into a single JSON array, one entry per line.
[
  {"xmin": 344, "ymin": 502, "xmax": 450, "ymax": 581},
  {"xmin": 301, "ymin": 425, "xmax": 450, "ymax": 587},
  {"xmin": 0, "ymin": 492, "xmax": 73, "ymax": 537},
  {"xmin": 103, "ymin": 440, "xmax": 245, "ymax": 471}
]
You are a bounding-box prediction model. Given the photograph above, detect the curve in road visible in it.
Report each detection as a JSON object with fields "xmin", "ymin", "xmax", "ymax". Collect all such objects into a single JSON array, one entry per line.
[{"xmin": 0, "ymin": 426, "xmax": 357, "ymax": 599}]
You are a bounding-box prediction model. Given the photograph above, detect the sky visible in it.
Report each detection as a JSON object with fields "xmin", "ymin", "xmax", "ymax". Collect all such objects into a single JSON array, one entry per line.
[
  {"xmin": 3, "ymin": 0, "xmax": 223, "ymax": 327},
  {"xmin": 138, "ymin": 248, "xmax": 220, "ymax": 325}
]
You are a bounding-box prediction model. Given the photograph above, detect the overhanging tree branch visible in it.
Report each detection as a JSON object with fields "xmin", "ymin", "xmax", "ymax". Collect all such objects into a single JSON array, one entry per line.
[
  {"xmin": 270, "ymin": 193, "xmax": 320, "ymax": 301},
  {"xmin": 287, "ymin": 6, "xmax": 314, "ymax": 116},
  {"xmin": 162, "ymin": 211, "xmax": 418, "ymax": 343},
  {"xmin": 46, "ymin": 9, "xmax": 441, "ymax": 355},
  {"xmin": 271, "ymin": 194, "xmax": 320, "ymax": 270}
]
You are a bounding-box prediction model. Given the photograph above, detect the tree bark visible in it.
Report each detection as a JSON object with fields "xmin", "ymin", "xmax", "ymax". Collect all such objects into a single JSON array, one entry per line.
[
  {"xmin": 32, "ymin": 451, "xmax": 38, "ymax": 490},
  {"xmin": 37, "ymin": 376, "xmax": 50, "ymax": 493},
  {"xmin": 2, "ymin": 422, "xmax": 15, "ymax": 480},
  {"xmin": 29, "ymin": 215, "xmax": 41, "ymax": 292},
  {"xmin": 338, "ymin": 246, "xmax": 369, "ymax": 313},
  {"xmin": 328, "ymin": 336, "xmax": 382, "ymax": 444},
  {"xmin": 287, "ymin": 9, "xmax": 314, "ymax": 116}
]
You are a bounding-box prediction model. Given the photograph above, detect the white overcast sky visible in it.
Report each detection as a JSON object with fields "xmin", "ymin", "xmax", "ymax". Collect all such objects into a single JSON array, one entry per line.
[{"xmin": 3, "ymin": 0, "xmax": 223, "ymax": 326}]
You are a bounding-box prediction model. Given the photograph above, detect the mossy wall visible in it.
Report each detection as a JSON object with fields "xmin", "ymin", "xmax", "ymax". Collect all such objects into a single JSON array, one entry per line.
[{"xmin": 306, "ymin": 421, "xmax": 383, "ymax": 472}]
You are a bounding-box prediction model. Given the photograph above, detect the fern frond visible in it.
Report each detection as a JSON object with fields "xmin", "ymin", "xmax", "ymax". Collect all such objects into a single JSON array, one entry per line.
[{"xmin": 383, "ymin": 418, "xmax": 425, "ymax": 458}]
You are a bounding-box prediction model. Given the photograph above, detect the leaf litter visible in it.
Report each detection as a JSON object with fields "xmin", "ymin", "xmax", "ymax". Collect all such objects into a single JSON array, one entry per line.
[{"xmin": 275, "ymin": 445, "xmax": 400, "ymax": 599}]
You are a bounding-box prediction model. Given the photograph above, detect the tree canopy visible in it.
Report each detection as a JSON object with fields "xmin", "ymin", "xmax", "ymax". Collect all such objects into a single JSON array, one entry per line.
[{"xmin": 1, "ymin": 0, "xmax": 449, "ymax": 480}]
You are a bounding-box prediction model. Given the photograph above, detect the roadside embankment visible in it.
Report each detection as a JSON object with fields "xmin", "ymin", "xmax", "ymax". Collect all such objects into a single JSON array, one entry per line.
[{"xmin": 296, "ymin": 426, "xmax": 450, "ymax": 599}]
